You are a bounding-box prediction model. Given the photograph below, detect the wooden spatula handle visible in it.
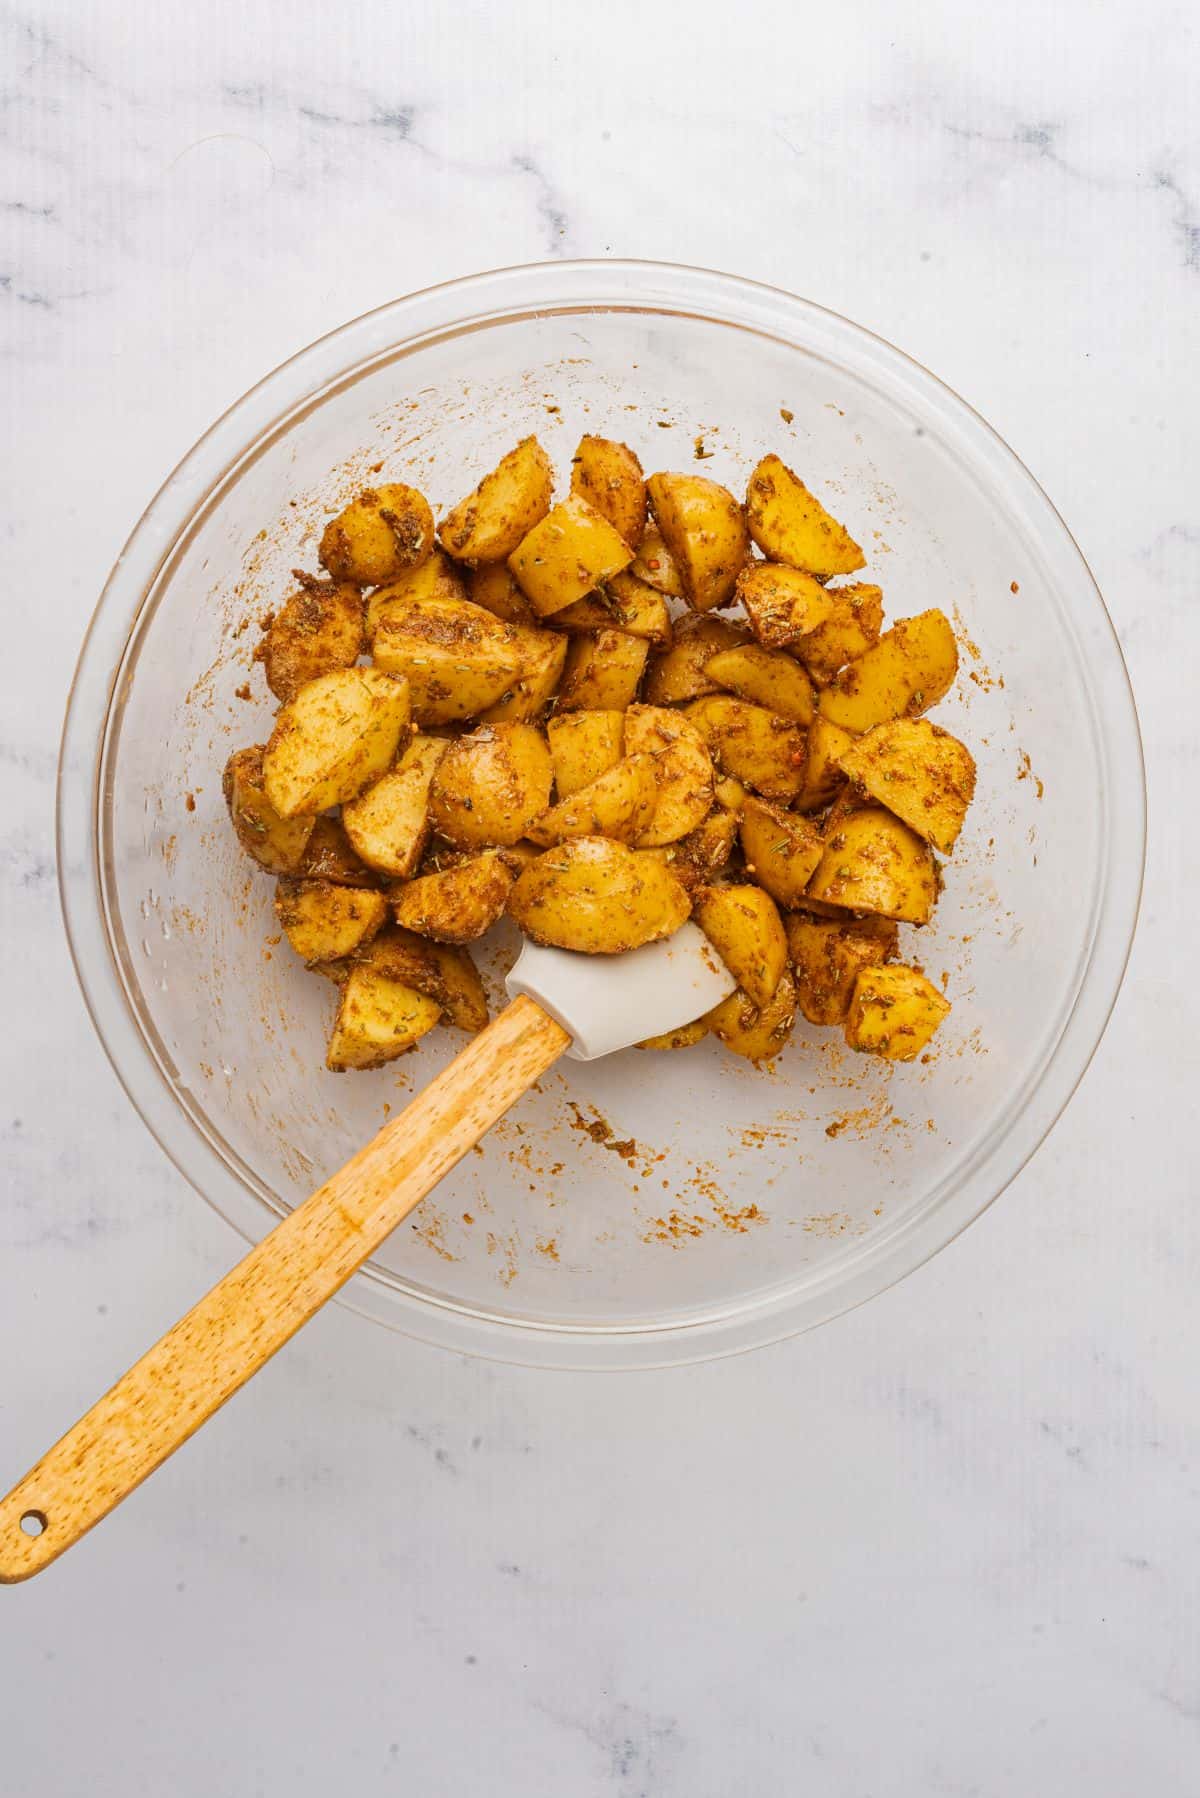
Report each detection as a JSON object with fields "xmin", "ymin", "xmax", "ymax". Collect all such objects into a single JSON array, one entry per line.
[{"xmin": 0, "ymin": 995, "xmax": 569, "ymax": 1582}]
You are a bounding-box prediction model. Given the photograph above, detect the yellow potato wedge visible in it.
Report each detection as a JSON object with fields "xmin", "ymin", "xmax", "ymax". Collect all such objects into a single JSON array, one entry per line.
[
  {"xmin": 478, "ymin": 627, "xmax": 569, "ymax": 724},
  {"xmin": 223, "ymin": 746, "xmax": 315, "ymax": 874},
  {"xmin": 713, "ymin": 774, "xmax": 748, "ymax": 812},
  {"xmin": 467, "ymin": 561, "xmax": 537, "ymax": 626},
  {"xmin": 794, "ymin": 717, "xmax": 856, "ymax": 813},
  {"xmin": 274, "ymin": 879, "xmax": 389, "ymax": 965},
  {"xmin": 508, "ymin": 494, "xmax": 635, "ymax": 617},
  {"xmin": 694, "ymin": 883, "xmax": 788, "ymax": 1008},
  {"xmin": 736, "ymin": 562, "xmax": 835, "ymax": 649},
  {"xmin": 429, "ymin": 721, "xmax": 553, "ymax": 849},
  {"xmin": 636, "ymin": 1018, "xmax": 709, "ymax": 1051},
  {"xmin": 439, "ymin": 436, "xmax": 553, "ymax": 563},
  {"xmin": 355, "ymin": 926, "xmax": 488, "ymax": 1032},
  {"xmin": 391, "ymin": 850, "xmax": 515, "ymax": 943},
  {"xmin": 551, "ymin": 570, "xmax": 672, "ymax": 645},
  {"xmin": 791, "ymin": 582, "xmax": 884, "ymax": 681},
  {"xmin": 806, "ymin": 805, "xmax": 938, "ymax": 924},
  {"xmin": 706, "ymin": 966, "xmax": 798, "ymax": 1063},
  {"xmin": 745, "ymin": 455, "xmax": 864, "ymax": 577},
  {"xmin": 262, "ymin": 668, "xmax": 412, "ymax": 818},
  {"xmin": 624, "ymin": 705, "xmax": 715, "ymax": 847},
  {"xmin": 526, "ymin": 754, "xmax": 658, "ymax": 846},
  {"xmin": 570, "ymin": 434, "xmax": 647, "ymax": 547},
  {"xmin": 631, "ymin": 524, "xmax": 685, "ymax": 597},
  {"xmin": 704, "ymin": 644, "xmax": 816, "ymax": 723},
  {"xmin": 786, "ymin": 913, "xmax": 900, "ymax": 1027},
  {"xmin": 684, "ymin": 696, "xmax": 807, "ymax": 801},
  {"xmin": 326, "ymin": 966, "xmax": 442, "ymax": 1071},
  {"xmin": 835, "ymin": 717, "xmax": 975, "ymax": 853},
  {"xmin": 738, "ymin": 798, "xmax": 824, "ymax": 908},
  {"xmin": 319, "ymin": 483, "xmax": 435, "ymax": 586},
  {"xmin": 371, "ymin": 593, "xmax": 526, "ymax": 726},
  {"xmin": 643, "ymin": 613, "xmax": 750, "ymax": 705},
  {"xmin": 844, "ymin": 963, "xmax": 950, "ymax": 1060},
  {"xmin": 657, "ymin": 806, "xmax": 739, "ymax": 891},
  {"xmin": 555, "ymin": 629, "xmax": 650, "ymax": 711},
  {"xmin": 259, "ymin": 577, "xmax": 364, "ymax": 704},
  {"xmin": 819, "ymin": 609, "xmax": 958, "ymax": 733},
  {"xmin": 294, "ymin": 816, "xmax": 380, "ymax": 886},
  {"xmin": 547, "ymin": 710, "xmax": 626, "ymax": 798},
  {"xmin": 508, "ymin": 836, "xmax": 691, "ymax": 953},
  {"xmin": 365, "ymin": 551, "xmax": 467, "ymax": 641},
  {"xmin": 646, "ymin": 471, "xmax": 749, "ymax": 611},
  {"xmin": 341, "ymin": 734, "xmax": 449, "ymax": 878}
]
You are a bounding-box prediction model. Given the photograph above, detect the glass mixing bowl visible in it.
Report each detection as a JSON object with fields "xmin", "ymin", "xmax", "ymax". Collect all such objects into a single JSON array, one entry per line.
[{"xmin": 58, "ymin": 261, "xmax": 1144, "ymax": 1368}]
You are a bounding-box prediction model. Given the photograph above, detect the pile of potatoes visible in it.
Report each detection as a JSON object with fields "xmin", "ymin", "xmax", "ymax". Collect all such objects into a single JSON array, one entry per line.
[{"xmin": 224, "ymin": 433, "xmax": 975, "ymax": 1072}]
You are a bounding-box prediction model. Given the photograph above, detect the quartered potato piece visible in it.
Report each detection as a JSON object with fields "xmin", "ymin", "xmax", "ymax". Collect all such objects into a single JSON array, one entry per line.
[
  {"xmin": 569, "ymin": 435, "xmax": 647, "ymax": 547},
  {"xmin": 835, "ymin": 717, "xmax": 976, "ymax": 853},
  {"xmin": 646, "ymin": 471, "xmax": 749, "ymax": 612},
  {"xmin": 262, "ymin": 668, "xmax": 412, "ymax": 818},
  {"xmin": 439, "ymin": 436, "xmax": 554, "ymax": 563},
  {"xmin": 275, "ymin": 879, "xmax": 389, "ymax": 964},
  {"xmin": 786, "ymin": 913, "xmax": 899, "ymax": 1027},
  {"xmin": 365, "ymin": 551, "xmax": 467, "ymax": 641},
  {"xmin": 694, "ymin": 883, "xmax": 788, "ymax": 1008},
  {"xmin": 326, "ymin": 966, "xmax": 442, "ymax": 1071},
  {"xmin": 844, "ymin": 964, "xmax": 950, "ymax": 1060},
  {"xmin": 508, "ymin": 494, "xmax": 635, "ymax": 616},
  {"xmin": 636, "ymin": 1017, "xmax": 709, "ymax": 1051},
  {"xmin": 391, "ymin": 850, "xmax": 515, "ymax": 943},
  {"xmin": 371, "ymin": 593, "xmax": 526, "ymax": 726},
  {"xmin": 355, "ymin": 926, "xmax": 488, "ymax": 1032},
  {"xmin": 704, "ymin": 643, "xmax": 816, "ymax": 723},
  {"xmin": 508, "ymin": 836, "xmax": 691, "ymax": 953},
  {"xmin": 643, "ymin": 612, "xmax": 750, "ymax": 705},
  {"xmin": 806, "ymin": 805, "xmax": 938, "ymax": 924},
  {"xmin": 478, "ymin": 627, "xmax": 568, "ymax": 724},
  {"xmin": 551, "ymin": 570, "xmax": 672, "ymax": 644},
  {"xmin": 547, "ymin": 709, "xmax": 626, "ymax": 798},
  {"xmin": 320, "ymin": 484, "xmax": 435, "ymax": 586},
  {"xmin": 341, "ymin": 734, "xmax": 449, "ymax": 878},
  {"xmin": 527, "ymin": 755, "xmax": 658, "ymax": 846},
  {"xmin": 294, "ymin": 816, "xmax": 380, "ymax": 886},
  {"xmin": 623, "ymin": 705, "xmax": 715, "ymax": 847},
  {"xmin": 745, "ymin": 455, "xmax": 864, "ymax": 577},
  {"xmin": 656, "ymin": 806, "xmax": 739, "ymax": 891},
  {"xmin": 259, "ymin": 577, "xmax": 364, "ymax": 703},
  {"xmin": 738, "ymin": 798, "xmax": 824, "ymax": 908},
  {"xmin": 429, "ymin": 722, "xmax": 553, "ymax": 849},
  {"xmin": 706, "ymin": 966, "xmax": 798, "ymax": 1063},
  {"xmin": 630, "ymin": 524, "xmax": 685, "ymax": 598},
  {"xmin": 737, "ymin": 562, "xmax": 835, "ymax": 649},
  {"xmin": 684, "ymin": 696, "xmax": 807, "ymax": 802},
  {"xmin": 819, "ymin": 609, "xmax": 958, "ymax": 733},
  {"xmin": 792, "ymin": 582, "xmax": 883, "ymax": 681},
  {"xmin": 794, "ymin": 716, "xmax": 856, "ymax": 813},
  {"xmin": 223, "ymin": 745, "xmax": 315, "ymax": 874},
  {"xmin": 556, "ymin": 629, "xmax": 649, "ymax": 712},
  {"xmin": 467, "ymin": 561, "xmax": 537, "ymax": 626}
]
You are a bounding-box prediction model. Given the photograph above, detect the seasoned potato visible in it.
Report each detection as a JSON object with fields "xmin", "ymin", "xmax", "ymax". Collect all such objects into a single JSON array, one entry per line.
[
  {"xmin": 786, "ymin": 913, "xmax": 899, "ymax": 1026},
  {"xmin": 631, "ymin": 524, "xmax": 685, "ymax": 597},
  {"xmin": 684, "ymin": 696, "xmax": 807, "ymax": 802},
  {"xmin": 570, "ymin": 435, "xmax": 647, "ymax": 547},
  {"xmin": 326, "ymin": 966, "xmax": 442, "ymax": 1071},
  {"xmin": 624, "ymin": 705, "xmax": 715, "ymax": 847},
  {"xmin": 391, "ymin": 850, "xmax": 515, "ymax": 942},
  {"xmin": 263, "ymin": 668, "xmax": 411, "ymax": 818},
  {"xmin": 319, "ymin": 483, "xmax": 434, "ymax": 586},
  {"xmin": 551, "ymin": 570, "xmax": 672, "ymax": 644},
  {"xmin": 223, "ymin": 746, "xmax": 315, "ymax": 874},
  {"xmin": 547, "ymin": 709, "xmax": 626, "ymax": 797},
  {"xmin": 275, "ymin": 879, "xmax": 389, "ymax": 965},
  {"xmin": 467, "ymin": 561, "xmax": 537, "ymax": 626},
  {"xmin": 705, "ymin": 644, "xmax": 816, "ymax": 723},
  {"xmin": 792, "ymin": 582, "xmax": 884, "ymax": 682},
  {"xmin": 356, "ymin": 926, "xmax": 488, "ymax": 1032},
  {"xmin": 694, "ymin": 883, "xmax": 788, "ymax": 1008},
  {"xmin": 795, "ymin": 717, "xmax": 856, "ymax": 813},
  {"xmin": 508, "ymin": 494, "xmax": 635, "ymax": 616},
  {"xmin": 428, "ymin": 722, "xmax": 553, "ymax": 849},
  {"xmin": 713, "ymin": 774, "xmax": 748, "ymax": 812},
  {"xmin": 259, "ymin": 577, "xmax": 364, "ymax": 703},
  {"xmin": 478, "ymin": 627, "xmax": 568, "ymax": 724},
  {"xmin": 706, "ymin": 966, "xmax": 797, "ymax": 1063},
  {"xmin": 844, "ymin": 964, "xmax": 950, "ymax": 1060},
  {"xmin": 646, "ymin": 471, "xmax": 749, "ymax": 612},
  {"xmin": 294, "ymin": 816, "xmax": 379, "ymax": 886},
  {"xmin": 371, "ymin": 593, "xmax": 526, "ymax": 725},
  {"xmin": 806, "ymin": 805, "xmax": 938, "ymax": 924},
  {"xmin": 439, "ymin": 436, "xmax": 553, "ymax": 563},
  {"xmin": 556, "ymin": 629, "xmax": 649, "ymax": 712},
  {"xmin": 643, "ymin": 613, "xmax": 750, "ymax": 705},
  {"xmin": 745, "ymin": 455, "xmax": 864, "ymax": 577},
  {"xmin": 508, "ymin": 836, "xmax": 691, "ymax": 953},
  {"xmin": 819, "ymin": 609, "xmax": 958, "ymax": 733},
  {"xmin": 527, "ymin": 754, "xmax": 658, "ymax": 846},
  {"xmin": 835, "ymin": 717, "xmax": 976, "ymax": 853},
  {"xmin": 636, "ymin": 1017, "xmax": 709, "ymax": 1051},
  {"xmin": 658, "ymin": 806, "xmax": 739, "ymax": 890},
  {"xmin": 737, "ymin": 563, "xmax": 835, "ymax": 649},
  {"xmin": 366, "ymin": 551, "xmax": 467, "ymax": 641},
  {"xmin": 341, "ymin": 734, "xmax": 449, "ymax": 878},
  {"xmin": 738, "ymin": 798, "xmax": 824, "ymax": 908}
]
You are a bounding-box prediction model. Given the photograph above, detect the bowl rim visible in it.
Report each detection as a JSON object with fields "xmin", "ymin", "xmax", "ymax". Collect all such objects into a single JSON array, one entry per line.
[{"xmin": 57, "ymin": 257, "xmax": 1146, "ymax": 1368}]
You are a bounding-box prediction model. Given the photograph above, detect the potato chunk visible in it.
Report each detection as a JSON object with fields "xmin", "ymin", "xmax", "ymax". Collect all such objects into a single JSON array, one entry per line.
[
  {"xmin": 294, "ymin": 816, "xmax": 379, "ymax": 886},
  {"xmin": 508, "ymin": 837, "xmax": 691, "ymax": 953},
  {"xmin": 556, "ymin": 630, "xmax": 649, "ymax": 712},
  {"xmin": 547, "ymin": 710, "xmax": 626, "ymax": 798},
  {"xmin": 835, "ymin": 716, "xmax": 976, "ymax": 853},
  {"xmin": 341, "ymin": 734, "xmax": 449, "ymax": 878},
  {"xmin": 636, "ymin": 1018, "xmax": 708, "ymax": 1051},
  {"xmin": 704, "ymin": 644, "xmax": 816, "ymax": 723},
  {"xmin": 467, "ymin": 561, "xmax": 537, "ymax": 626},
  {"xmin": 527, "ymin": 755, "xmax": 658, "ymax": 846},
  {"xmin": 630, "ymin": 524, "xmax": 685, "ymax": 597},
  {"xmin": 736, "ymin": 563, "xmax": 835, "ymax": 649},
  {"xmin": 262, "ymin": 668, "xmax": 411, "ymax": 818},
  {"xmin": 275, "ymin": 879, "xmax": 389, "ymax": 964},
  {"xmin": 694, "ymin": 883, "xmax": 788, "ymax": 1007},
  {"xmin": 844, "ymin": 964, "xmax": 950, "ymax": 1060},
  {"xmin": 508, "ymin": 494, "xmax": 635, "ymax": 616},
  {"xmin": 439, "ymin": 436, "xmax": 553, "ymax": 563},
  {"xmin": 477, "ymin": 627, "xmax": 568, "ymax": 724},
  {"xmin": 623, "ymin": 705, "xmax": 715, "ymax": 847},
  {"xmin": 319, "ymin": 483, "xmax": 434, "ymax": 586},
  {"xmin": 326, "ymin": 966, "xmax": 442, "ymax": 1071},
  {"xmin": 684, "ymin": 696, "xmax": 806, "ymax": 802},
  {"xmin": 259, "ymin": 577, "xmax": 364, "ymax": 703},
  {"xmin": 792, "ymin": 582, "xmax": 883, "ymax": 681},
  {"xmin": 365, "ymin": 551, "xmax": 467, "ymax": 641},
  {"xmin": 819, "ymin": 609, "xmax": 958, "ymax": 733},
  {"xmin": 745, "ymin": 455, "xmax": 864, "ymax": 577},
  {"xmin": 794, "ymin": 717, "xmax": 856, "ymax": 813},
  {"xmin": 356, "ymin": 926, "xmax": 488, "ymax": 1032},
  {"xmin": 806, "ymin": 805, "xmax": 938, "ymax": 924},
  {"xmin": 223, "ymin": 745, "xmax": 315, "ymax": 874},
  {"xmin": 706, "ymin": 967, "xmax": 797, "ymax": 1063},
  {"xmin": 551, "ymin": 570, "xmax": 672, "ymax": 644},
  {"xmin": 786, "ymin": 913, "xmax": 899, "ymax": 1025},
  {"xmin": 429, "ymin": 722, "xmax": 553, "ymax": 849},
  {"xmin": 738, "ymin": 798, "xmax": 824, "ymax": 908},
  {"xmin": 391, "ymin": 850, "xmax": 515, "ymax": 943},
  {"xmin": 569, "ymin": 435, "xmax": 647, "ymax": 547},
  {"xmin": 646, "ymin": 471, "xmax": 749, "ymax": 611},
  {"xmin": 657, "ymin": 806, "xmax": 739, "ymax": 891},
  {"xmin": 644, "ymin": 613, "xmax": 749, "ymax": 705},
  {"xmin": 371, "ymin": 593, "xmax": 526, "ymax": 726}
]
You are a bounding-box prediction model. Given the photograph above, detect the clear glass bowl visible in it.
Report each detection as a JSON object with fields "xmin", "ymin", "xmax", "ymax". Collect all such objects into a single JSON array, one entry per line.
[{"xmin": 59, "ymin": 261, "xmax": 1145, "ymax": 1368}]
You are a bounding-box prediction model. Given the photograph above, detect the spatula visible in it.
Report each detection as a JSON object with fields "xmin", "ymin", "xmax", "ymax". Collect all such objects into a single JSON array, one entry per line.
[{"xmin": 0, "ymin": 924, "xmax": 734, "ymax": 1581}]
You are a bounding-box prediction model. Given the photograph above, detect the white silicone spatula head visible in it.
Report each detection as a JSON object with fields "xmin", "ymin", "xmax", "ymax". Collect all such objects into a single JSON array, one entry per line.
[{"xmin": 505, "ymin": 920, "xmax": 736, "ymax": 1060}]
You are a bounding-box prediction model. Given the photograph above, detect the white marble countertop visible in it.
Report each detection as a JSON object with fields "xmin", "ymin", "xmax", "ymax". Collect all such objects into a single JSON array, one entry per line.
[{"xmin": 2, "ymin": 3, "xmax": 1197, "ymax": 1791}]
